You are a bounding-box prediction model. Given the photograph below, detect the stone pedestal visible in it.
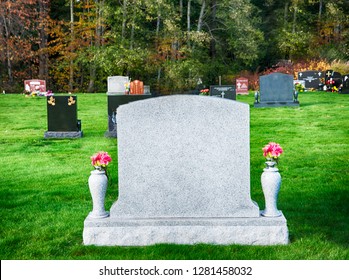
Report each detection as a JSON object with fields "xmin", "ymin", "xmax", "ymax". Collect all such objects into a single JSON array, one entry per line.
[{"xmin": 83, "ymin": 214, "xmax": 288, "ymax": 246}]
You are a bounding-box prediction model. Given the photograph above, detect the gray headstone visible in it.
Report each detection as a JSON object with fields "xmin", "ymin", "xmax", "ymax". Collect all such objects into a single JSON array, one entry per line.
[
  {"xmin": 255, "ymin": 73, "xmax": 299, "ymax": 107},
  {"xmin": 84, "ymin": 95, "xmax": 289, "ymax": 246},
  {"xmin": 107, "ymin": 76, "xmax": 129, "ymax": 95}
]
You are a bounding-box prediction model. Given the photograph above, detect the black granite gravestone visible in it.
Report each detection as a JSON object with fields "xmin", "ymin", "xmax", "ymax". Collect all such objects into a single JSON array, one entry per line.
[
  {"xmin": 44, "ymin": 95, "xmax": 82, "ymax": 138},
  {"xmin": 325, "ymin": 70, "xmax": 342, "ymax": 91},
  {"xmin": 209, "ymin": 85, "xmax": 236, "ymax": 100},
  {"xmin": 255, "ymin": 73, "xmax": 299, "ymax": 108},
  {"xmin": 341, "ymin": 74, "xmax": 349, "ymax": 94},
  {"xmin": 297, "ymin": 70, "xmax": 323, "ymax": 89},
  {"xmin": 106, "ymin": 95, "xmax": 152, "ymax": 137}
]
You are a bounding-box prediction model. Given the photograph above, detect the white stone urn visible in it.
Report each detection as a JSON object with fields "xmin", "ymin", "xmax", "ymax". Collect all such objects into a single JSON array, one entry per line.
[
  {"xmin": 261, "ymin": 160, "xmax": 282, "ymax": 217},
  {"xmin": 88, "ymin": 169, "xmax": 109, "ymax": 219}
]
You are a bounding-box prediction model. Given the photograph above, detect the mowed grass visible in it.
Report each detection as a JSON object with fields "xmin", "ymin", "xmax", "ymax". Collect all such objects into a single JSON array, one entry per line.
[{"xmin": 0, "ymin": 92, "xmax": 348, "ymax": 260}]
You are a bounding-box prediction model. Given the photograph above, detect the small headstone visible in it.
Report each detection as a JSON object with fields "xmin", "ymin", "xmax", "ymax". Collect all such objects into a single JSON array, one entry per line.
[
  {"xmin": 130, "ymin": 80, "xmax": 144, "ymax": 95},
  {"xmin": 236, "ymin": 77, "xmax": 249, "ymax": 95},
  {"xmin": 144, "ymin": 85, "xmax": 151, "ymax": 95},
  {"xmin": 24, "ymin": 79, "xmax": 46, "ymax": 93},
  {"xmin": 325, "ymin": 70, "xmax": 342, "ymax": 91},
  {"xmin": 209, "ymin": 85, "xmax": 236, "ymax": 100},
  {"xmin": 297, "ymin": 70, "xmax": 323, "ymax": 89},
  {"xmin": 341, "ymin": 74, "xmax": 349, "ymax": 94},
  {"xmin": 107, "ymin": 76, "xmax": 130, "ymax": 95},
  {"xmin": 84, "ymin": 95, "xmax": 289, "ymax": 246},
  {"xmin": 44, "ymin": 96, "xmax": 82, "ymax": 138},
  {"xmin": 255, "ymin": 73, "xmax": 299, "ymax": 107},
  {"xmin": 105, "ymin": 95, "xmax": 152, "ymax": 137}
]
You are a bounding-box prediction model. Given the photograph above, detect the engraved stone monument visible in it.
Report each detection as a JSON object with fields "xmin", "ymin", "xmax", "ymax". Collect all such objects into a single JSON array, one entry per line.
[
  {"xmin": 236, "ymin": 77, "xmax": 249, "ymax": 95},
  {"xmin": 107, "ymin": 76, "xmax": 130, "ymax": 95},
  {"xmin": 297, "ymin": 70, "xmax": 323, "ymax": 89},
  {"xmin": 254, "ymin": 73, "xmax": 299, "ymax": 108},
  {"xmin": 44, "ymin": 95, "xmax": 82, "ymax": 138},
  {"xmin": 209, "ymin": 85, "xmax": 236, "ymax": 100},
  {"xmin": 24, "ymin": 79, "xmax": 46, "ymax": 93},
  {"xmin": 84, "ymin": 95, "xmax": 289, "ymax": 245}
]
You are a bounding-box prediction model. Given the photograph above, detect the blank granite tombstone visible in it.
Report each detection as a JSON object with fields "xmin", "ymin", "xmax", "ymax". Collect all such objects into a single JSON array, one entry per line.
[
  {"xmin": 84, "ymin": 95, "xmax": 289, "ymax": 246},
  {"xmin": 255, "ymin": 73, "xmax": 299, "ymax": 107},
  {"xmin": 44, "ymin": 95, "xmax": 82, "ymax": 138}
]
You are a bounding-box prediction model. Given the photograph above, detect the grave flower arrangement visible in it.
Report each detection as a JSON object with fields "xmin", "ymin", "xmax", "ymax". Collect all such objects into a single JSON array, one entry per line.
[
  {"xmin": 91, "ymin": 151, "xmax": 112, "ymax": 171},
  {"xmin": 262, "ymin": 142, "xmax": 283, "ymax": 163},
  {"xmin": 199, "ymin": 88, "xmax": 210, "ymax": 96},
  {"xmin": 294, "ymin": 82, "xmax": 305, "ymax": 92},
  {"xmin": 124, "ymin": 82, "xmax": 130, "ymax": 94}
]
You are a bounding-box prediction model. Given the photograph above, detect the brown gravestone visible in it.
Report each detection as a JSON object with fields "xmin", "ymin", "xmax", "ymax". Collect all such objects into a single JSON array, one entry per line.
[{"xmin": 130, "ymin": 80, "xmax": 144, "ymax": 95}]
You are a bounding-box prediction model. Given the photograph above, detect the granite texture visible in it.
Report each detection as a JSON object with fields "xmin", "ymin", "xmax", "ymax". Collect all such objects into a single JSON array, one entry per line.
[
  {"xmin": 44, "ymin": 131, "xmax": 82, "ymax": 138},
  {"xmin": 111, "ymin": 95, "xmax": 259, "ymax": 218},
  {"xmin": 255, "ymin": 73, "xmax": 299, "ymax": 107},
  {"xmin": 83, "ymin": 214, "xmax": 289, "ymax": 246}
]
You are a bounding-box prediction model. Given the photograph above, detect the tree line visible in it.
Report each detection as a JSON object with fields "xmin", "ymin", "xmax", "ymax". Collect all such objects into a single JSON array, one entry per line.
[{"xmin": 1, "ymin": 0, "xmax": 348, "ymax": 93}]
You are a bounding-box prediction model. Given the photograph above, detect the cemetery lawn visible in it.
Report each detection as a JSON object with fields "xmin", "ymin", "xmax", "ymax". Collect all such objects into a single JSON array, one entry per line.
[{"xmin": 0, "ymin": 92, "xmax": 348, "ymax": 260}]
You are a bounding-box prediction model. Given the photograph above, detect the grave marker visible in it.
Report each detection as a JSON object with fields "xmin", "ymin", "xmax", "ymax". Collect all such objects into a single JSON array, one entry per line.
[
  {"xmin": 341, "ymin": 74, "xmax": 349, "ymax": 94},
  {"xmin": 107, "ymin": 76, "xmax": 130, "ymax": 95},
  {"xmin": 236, "ymin": 77, "xmax": 249, "ymax": 95},
  {"xmin": 130, "ymin": 80, "xmax": 144, "ymax": 95},
  {"xmin": 209, "ymin": 85, "xmax": 236, "ymax": 100},
  {"xmin": 24, "ymin": 79, "xmax": 46, "ymax": 93},
  {"xmin": 255, "ymin": 73, "xmax": 299, "ymax": 107},
  {"xmin": 297, "ymin": 70, "xmax": 323, "ymax": 89},
  {"xmin": 44, "ymin": 95, "xmax": 82, "ymax": 138},
  {"xmin": 84, "ymin": 95, "xmax": 289, "ymax": 246}
]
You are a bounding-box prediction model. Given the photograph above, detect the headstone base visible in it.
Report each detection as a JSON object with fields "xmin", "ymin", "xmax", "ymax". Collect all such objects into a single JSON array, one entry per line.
[
  {"xmin": 83, "ymin": 213, "xmax": 289, "ymax": 246},
  {"xmin": 44, "ymin": 131, "xmax": 83, "ymax": 139},
  {"xmin": 254, "ymin": 101, "xmax": 299, "ymax": 108}
]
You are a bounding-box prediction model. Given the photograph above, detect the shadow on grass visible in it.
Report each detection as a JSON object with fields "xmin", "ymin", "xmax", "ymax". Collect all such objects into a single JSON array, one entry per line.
[{"xmin": 286, "ymin": 188, "xmax": 349, "ymax": 247}]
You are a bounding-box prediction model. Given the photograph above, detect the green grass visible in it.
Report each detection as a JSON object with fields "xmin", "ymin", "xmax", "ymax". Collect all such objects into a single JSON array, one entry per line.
[{"xmin": 0, "ymin": 92, "xmax": 348, "ymax": 260}]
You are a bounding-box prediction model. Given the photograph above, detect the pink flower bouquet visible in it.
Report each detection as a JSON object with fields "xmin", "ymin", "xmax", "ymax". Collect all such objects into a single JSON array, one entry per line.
[
  {"xmin": 91, "ymin": 151, "xmax": 112, "ymax": 170},
  {"xmin": 262, "ymin": 142, "xmax": 283, "ymax": 162}
]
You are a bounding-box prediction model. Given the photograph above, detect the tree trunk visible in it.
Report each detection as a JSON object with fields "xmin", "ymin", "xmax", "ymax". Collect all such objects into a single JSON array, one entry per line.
[
  {"xmin": 179, "ymin": 0, "xmax": 183, "ymax": 18},
  {"xmin": 209, "ymin": 0, "xmax": 217, "ymax": 59},
  {"xmin": 38, "ymin": 0, "xmax": 49, "ymax": 81},
  {"xmin": 69, "ymin": 0, "xmax": 74, "ymax": 92},
  {"xmin": 187, "ymin": 0, "xmax": 191, "ymax": 47},
  {"xmin": 284, "ymin": 2, "xmax": 289, "ymax": 28},
  {"xmin": 122, "ymin": 0, "xmax": 127, "ymax": 47},
  {"xmin": 292, "ymin": 5, "xmax": 297, "ymax": 34},
  {"xmin": 1, "ymin": 12, "xmax": 13, "ymax": 84},
  {"xmin": 197, "ymin": 0, "xmax": 206, "ymax": 32}
]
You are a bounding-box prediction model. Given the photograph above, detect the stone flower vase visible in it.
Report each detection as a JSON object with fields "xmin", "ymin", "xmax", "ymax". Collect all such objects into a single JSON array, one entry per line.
[
  {"xmin": 88, "ymin": 168, "xmax": 109, "ymax": 219},
  {"xmin": 261, "ymin": 160, "xmax": 282, "ymax": 217}
]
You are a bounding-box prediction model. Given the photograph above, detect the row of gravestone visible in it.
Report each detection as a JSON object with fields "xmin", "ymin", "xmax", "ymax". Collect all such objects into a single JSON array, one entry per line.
[
  {"xmin": 45, "ymin": 71, "xmax": 349, "ymax": 138},
  {"xmin": 297, "ymin": 70, "xmax": 349, "ymax": 93},
  {"xmin": 44, "ymin": 73, "xmax": 299, "ymax": 138}
]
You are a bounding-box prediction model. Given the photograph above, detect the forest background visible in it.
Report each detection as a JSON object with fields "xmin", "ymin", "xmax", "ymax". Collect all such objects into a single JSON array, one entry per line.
[{"xmin": 1, "ymin": 0, "xmax": 349, "ymax": 94}]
